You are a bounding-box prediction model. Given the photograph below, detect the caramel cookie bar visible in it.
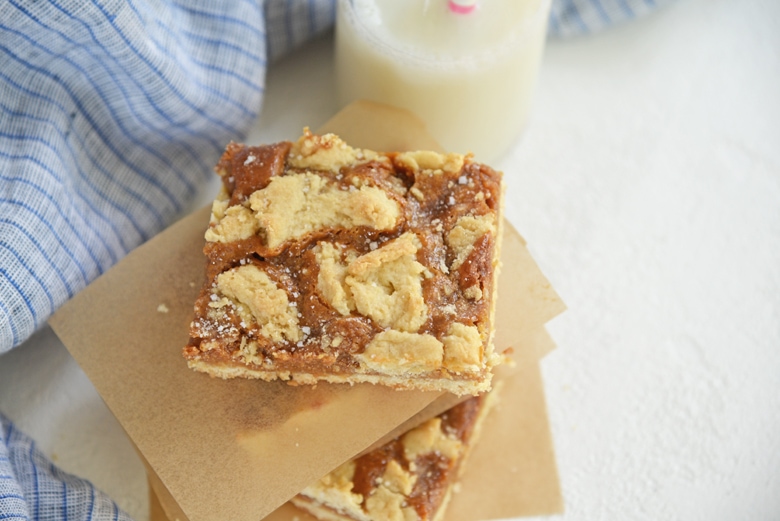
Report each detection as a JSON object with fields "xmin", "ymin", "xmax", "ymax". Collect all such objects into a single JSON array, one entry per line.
[
  {"xmin": 292, "ymin": 391, "xmax": 497, "ymax": 521},
  {"xmin": 183, "ymin": 129, "xmax": 504, "ymax": 395}
]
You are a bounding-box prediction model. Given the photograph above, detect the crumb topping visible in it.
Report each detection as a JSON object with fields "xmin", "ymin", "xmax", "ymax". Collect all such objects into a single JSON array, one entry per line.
[
  {"xmin": 345, "ymin": 233, "xmax": 428, "ymax": 333},
  {"xmin": 365, "ymin": 483, "xmax": 418, "ymax": 521},
  {"xmin": 402, "ymin": 418, "xmax": 462, "ymax": 462},
  {"xmin": 289, "ymin": 127, "xmax": 379, "ymax": 172},
  {"xmin": 446, "ymin": 214, "xmax": 496, "ymax": 271},
  {"xmin": 357, "ymin": 330, "xmax": 443, "ymax": 376},
  {"xmin": 248, "ymin": 173, "xmax": 400, "ymax": 250},
  {"xmin": 205, "ymin": 203, "xmax": 258, "ymax": 243},
  {"xmin": 215, "ymin": 265, "xmax": 301, "ymax": 343},
  {"xmin": 315, "ymin": 242, "xmax": 358, "ymax": 316},
  {"xmin": 394, "ymin": 150, "xmax": 465, "ymax": 175},
  {"xmin": 441, "ymin": 322, "xmax": 483, "ymax": 373}
]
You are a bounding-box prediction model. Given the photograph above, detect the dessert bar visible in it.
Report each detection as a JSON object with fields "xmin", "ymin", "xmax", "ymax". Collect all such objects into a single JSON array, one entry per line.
[
  {"xmin": 291, "ymin": 391, "xmax": 497, "ymax": 521},
  {"xmin": 183, "ymin": 130, "xmax": 504, "ymax": 395}
]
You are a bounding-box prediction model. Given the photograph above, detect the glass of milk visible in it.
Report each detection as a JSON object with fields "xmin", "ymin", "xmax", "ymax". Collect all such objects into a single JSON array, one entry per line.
[{"xmin": 335, "ymin": 0, "xmax": 552, "ymax": 161}]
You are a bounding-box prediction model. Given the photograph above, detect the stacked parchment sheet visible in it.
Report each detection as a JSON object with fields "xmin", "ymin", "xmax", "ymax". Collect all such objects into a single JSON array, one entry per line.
[{"xmin": 50, "ymin": 101, "xmax": 565, "ymax": 521}]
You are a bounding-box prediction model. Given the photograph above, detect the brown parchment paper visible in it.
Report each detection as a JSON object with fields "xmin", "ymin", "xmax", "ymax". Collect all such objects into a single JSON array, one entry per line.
[
  {"xmin": 50, "ymin": 100, "xmax": 565, "ymax": 521},
  {"xmin": 149, "ymin": 322, "xmax": 560, "ymax": 521}
]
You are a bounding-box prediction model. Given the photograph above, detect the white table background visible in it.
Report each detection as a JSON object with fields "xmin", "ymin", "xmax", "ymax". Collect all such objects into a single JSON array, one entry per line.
[{"xmin": 1, "ymin": 0, "xmax": 779, "ymax": 519}]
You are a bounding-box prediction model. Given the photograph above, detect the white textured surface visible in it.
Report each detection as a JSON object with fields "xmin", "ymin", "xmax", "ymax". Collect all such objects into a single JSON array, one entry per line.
[
  {"xmin": 517, "ymin": 0, "xmax": 780, "ymax": 518},
  {"xmin": 1, "ymin": 0, "xmax": 779, "ymax": 519}
]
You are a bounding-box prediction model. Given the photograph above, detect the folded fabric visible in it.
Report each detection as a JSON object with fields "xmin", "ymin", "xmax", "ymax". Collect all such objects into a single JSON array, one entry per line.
[
  {"xmin": 0, "ymin": 0, "xmax": 337, "ymax": 355},
  {"xmin": 1, "ymin": 412, "xmax": 133, "ymax": 521},
  {"xmin": 550, "ymin": 0, "xmax": 674, "ymax": 38}
]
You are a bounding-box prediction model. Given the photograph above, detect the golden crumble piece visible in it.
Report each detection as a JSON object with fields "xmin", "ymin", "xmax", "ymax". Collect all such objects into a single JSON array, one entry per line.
[
  {"xmin": 356, "ymin": 330, "xmax": 443, "ymax": 376},
  {"xmin": 214, "ymin": 265, "xmax": 301, "ymax": 343},
  {"xmin": 447, "ymin": 214, "xmax": 497, "ymax": 271}
]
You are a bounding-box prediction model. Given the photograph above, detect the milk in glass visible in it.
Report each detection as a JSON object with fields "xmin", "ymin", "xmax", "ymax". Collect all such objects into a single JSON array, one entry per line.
[{"xmin": 335, "ymin": 0, "xmax": 551, "ymax": 161}]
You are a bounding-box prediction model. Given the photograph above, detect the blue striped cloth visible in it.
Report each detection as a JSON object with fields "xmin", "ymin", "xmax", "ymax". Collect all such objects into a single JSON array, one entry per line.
[
  {"xmin": 0, "ymin": 0, "xmax": 669, "ymax": 519},
  {"xmin": 550, "ymin": 0, "xmax": 671, "ymax": 37},
  {"xmin": 1, "ymin": 413, "xmax": 132, "ymax": 521}
]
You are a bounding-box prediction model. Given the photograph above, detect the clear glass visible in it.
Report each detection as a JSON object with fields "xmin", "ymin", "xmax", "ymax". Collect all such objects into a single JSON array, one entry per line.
[{"xmin": 335, "ymin": 0, "xmax": 552, "ymax": 162}]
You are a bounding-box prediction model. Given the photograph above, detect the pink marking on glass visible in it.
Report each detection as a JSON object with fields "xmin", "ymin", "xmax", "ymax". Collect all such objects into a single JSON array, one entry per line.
[{"xmin": 448, "ymin": 0, "xmax": 478, "ymax": 15}]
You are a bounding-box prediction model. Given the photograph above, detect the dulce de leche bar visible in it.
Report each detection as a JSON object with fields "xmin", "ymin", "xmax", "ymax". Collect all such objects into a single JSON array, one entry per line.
[
  {"xmin": 183, "ymin": 129, "xmax": 504, "ymax": 396},
  {"xmin": 292, "ymin": 390, "xmax": 498, "ymax": 521}
]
